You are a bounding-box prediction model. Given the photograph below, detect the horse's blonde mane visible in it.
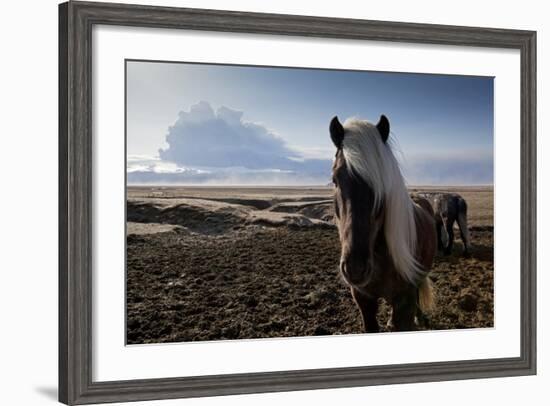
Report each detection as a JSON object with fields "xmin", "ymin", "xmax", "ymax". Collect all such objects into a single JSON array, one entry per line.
[{"xmin": 341, "ymin": 118, "xmax": 423, "ymax": 283}]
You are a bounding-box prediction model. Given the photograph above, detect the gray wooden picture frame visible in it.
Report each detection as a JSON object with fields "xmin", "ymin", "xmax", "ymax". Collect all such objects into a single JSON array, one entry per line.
[{"xmin": 59, "ymin": 1, "xmax": 537, "ymax": 404}]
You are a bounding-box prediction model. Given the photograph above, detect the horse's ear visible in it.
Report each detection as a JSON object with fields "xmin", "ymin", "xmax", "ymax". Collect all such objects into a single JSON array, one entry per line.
[
  {"xmin": 376, "ymin": 114, "xmax": 390, "ymax": 143},
  {"xmin": 330, "ymin": 116, "xmax": 345, "ymax": 149}
]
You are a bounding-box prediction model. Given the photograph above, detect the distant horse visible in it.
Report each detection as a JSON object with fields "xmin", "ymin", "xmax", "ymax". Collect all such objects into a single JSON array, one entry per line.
[
  {"xmin": 415, "ymin": 192, "xmax": 471, "ymax": 256},
  {"xmin": 330, "ymin": 115, "xmax": 436, "ymax": 332}
]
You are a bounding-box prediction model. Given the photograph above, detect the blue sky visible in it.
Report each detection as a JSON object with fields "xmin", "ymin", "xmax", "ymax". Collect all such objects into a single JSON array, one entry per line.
[{"xmin": 126, "ymin": 60, "xmax": 493, "ymax": 185}]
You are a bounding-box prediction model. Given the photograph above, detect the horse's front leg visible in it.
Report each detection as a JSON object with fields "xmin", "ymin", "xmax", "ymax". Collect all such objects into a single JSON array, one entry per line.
[
  {"xmin": 351, "ymin": 288, "xmax": 379, "ymax": 333},
  {"xmin": 391, "ymin": 290, "xmax": 417, "ymax": 331}
]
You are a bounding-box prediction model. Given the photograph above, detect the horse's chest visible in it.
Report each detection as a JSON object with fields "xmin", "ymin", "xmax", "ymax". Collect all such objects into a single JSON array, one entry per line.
[{"xmin": 362, "ymin": 262, "xmax": 409, "ymax": 300}]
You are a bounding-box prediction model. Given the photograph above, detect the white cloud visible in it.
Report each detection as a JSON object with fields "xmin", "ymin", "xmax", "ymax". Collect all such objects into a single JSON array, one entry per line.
[
  {"xmin": 127, "ymin": 101, "xmax": 332, "ymax": 185},
  {"xmin": 158, "ymin": 101, "xmax": 311, "ymax": 170}
]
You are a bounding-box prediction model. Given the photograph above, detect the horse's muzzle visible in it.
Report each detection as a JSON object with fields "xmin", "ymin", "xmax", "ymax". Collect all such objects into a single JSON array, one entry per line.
[{"xmin": 340, "ymin": 258, "xmax": 369, "ymax": 286}]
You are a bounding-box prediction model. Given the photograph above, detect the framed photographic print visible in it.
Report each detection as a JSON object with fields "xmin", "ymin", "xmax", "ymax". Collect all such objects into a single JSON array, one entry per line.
[{"xmin": 59, "ymin": 1, "xmax": 536, "ymax": 404}]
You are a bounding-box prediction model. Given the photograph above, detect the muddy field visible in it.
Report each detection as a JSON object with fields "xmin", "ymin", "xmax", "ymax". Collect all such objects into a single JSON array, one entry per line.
[{"xmin": 126, "ymin": 186, "xmax": 493, "ymax": 344}]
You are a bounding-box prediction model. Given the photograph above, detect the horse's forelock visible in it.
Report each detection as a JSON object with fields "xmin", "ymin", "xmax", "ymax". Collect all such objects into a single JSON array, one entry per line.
[{"xmin": 341, "ymin": 120, "xmax": 388, "ymax": 209}]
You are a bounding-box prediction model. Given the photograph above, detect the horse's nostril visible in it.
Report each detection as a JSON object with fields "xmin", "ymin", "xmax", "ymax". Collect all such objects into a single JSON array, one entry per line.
[{"xmin": 340, "ymin": 261, "xmax": 349, "ymax": 277}]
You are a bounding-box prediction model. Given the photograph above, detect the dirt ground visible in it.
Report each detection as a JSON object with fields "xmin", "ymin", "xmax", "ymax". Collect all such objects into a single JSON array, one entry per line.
[{"xmin": 126, "ymin": 186, "xmax": 493, "ymax": 344}]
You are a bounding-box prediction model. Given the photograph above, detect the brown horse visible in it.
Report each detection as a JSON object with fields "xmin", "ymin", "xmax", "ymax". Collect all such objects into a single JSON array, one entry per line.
[{"xmin": 330, "ymin": 115, "xmax": 437, "ymax": 332}]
